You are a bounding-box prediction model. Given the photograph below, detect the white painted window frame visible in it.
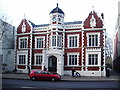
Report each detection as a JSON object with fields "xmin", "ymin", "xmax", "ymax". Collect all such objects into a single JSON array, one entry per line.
[
  {"xmin": 67, "ymin": 34, "xmax": 79, "ymax": 48},
  {"xmin": 86, "ymin": 49, "xmax": 101, "ymax": 66},
  {"xmin": 17, "ymin": 54, "xmax": 27, "ymax": 65},
  {"xmin": 67, "ymin": 52, "xmax": 79, "ymax": 66},
  {"xmin": 35, "ymin": 36, "xmax": 45, "ymax": 49},
  {"xmin": 51, "ymin": 35, "xmax": 62, "ymax": 48},
  {"xmin": 34, "ymin": 54, "xmax": 43, "ymax": 65},
  {"xmin": 19, "ymin": 37, "xmax": 28, "ymax": 49},
  {"xmin": 86, "ymin": 32, "xmax": 100, "ymax": 47}
]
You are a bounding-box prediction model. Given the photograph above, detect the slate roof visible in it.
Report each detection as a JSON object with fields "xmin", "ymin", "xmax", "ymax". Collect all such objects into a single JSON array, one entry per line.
[
  {"xmin": 64, "ymin": 21, "xmax": 82, "ymax": 25},
  {"xmin": 28, "ymin": 20, "xmax": 82, "ymax": 28},
  {"xmin": 50, "ymin": 3, "xmax": 64, "ymax": 15}
]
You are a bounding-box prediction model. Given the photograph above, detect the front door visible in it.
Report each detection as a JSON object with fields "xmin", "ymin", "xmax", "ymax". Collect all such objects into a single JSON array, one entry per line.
[{"xmin": 48, "ymin": 56, "xmax": 57, "ymax": 73}]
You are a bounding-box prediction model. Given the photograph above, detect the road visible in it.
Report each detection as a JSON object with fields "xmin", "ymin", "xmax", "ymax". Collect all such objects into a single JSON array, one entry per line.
[{"xmin": 2, "ymin": 79, "xmax": 119, "ymax": 90}]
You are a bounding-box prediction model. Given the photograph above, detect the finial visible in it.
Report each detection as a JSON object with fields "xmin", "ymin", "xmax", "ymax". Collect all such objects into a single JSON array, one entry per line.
[
  {"xmin": 24, "ymin": 14, "xmax": 26, "ymax": 19},
  {"xmin": 92, "ymin": 6, "xmax": 94, "ymax": 13},
  {"xmin": 101, "ymin": 13, "xmax": 104, "ymax": 19},
  {"xmin": 57, "ymin": 3, "xmax": 58, "ymax": 7}
]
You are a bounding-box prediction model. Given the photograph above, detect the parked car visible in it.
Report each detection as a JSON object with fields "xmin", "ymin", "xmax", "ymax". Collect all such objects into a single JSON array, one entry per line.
[{"xmin": 29, "ymin": 70, "xmax": 61, "ymax": 81}]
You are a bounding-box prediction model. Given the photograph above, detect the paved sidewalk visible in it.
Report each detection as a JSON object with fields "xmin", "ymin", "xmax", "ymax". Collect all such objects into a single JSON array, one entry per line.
[{"xmin": 2, "ymin": 71, "xmax": 119, "ymax": 81}]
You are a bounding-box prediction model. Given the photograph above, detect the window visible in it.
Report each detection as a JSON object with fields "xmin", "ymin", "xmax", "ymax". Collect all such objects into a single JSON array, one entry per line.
[
  {"xmin": 51, "ymin": 35, "xmax": 62, "ymax": 47},
  {"xmin": 87, "ymin": 33, "xmax": 100, "ymax": 47},
  {"xmin": 52, "ymin": 36, "xmax": 56, "ymax": 46},
  {"xmin": 35, "ymin": 37, "xmax": 44, "ymax": 49},
  {"xmin": 19, "ymin": 38, "xmax": 28, "ymax": 49},
  {"xmin": 57, "ymin": 36, "xmax": 62, "ymax": 47},
  {"xmin": 88, "ymin": 54, "xmax": 98, "ymax": 65},
  {"xmin": 68, "ymin": 35, "xmax": 79, "ymax": 48},
  {"xmin": 35, "ymin": 55, "xmax": 42, "ymax": 65},
  {"xmin": 67, "ymin": 53, "xmax": 79, "ymax": 66},
  {"xmin": 88, "ymin": 35, "xmax": 98, "ymax": 46},
  {"xmin": 18, "ymin": 55, "xmax": 26, "ymax": 65}
]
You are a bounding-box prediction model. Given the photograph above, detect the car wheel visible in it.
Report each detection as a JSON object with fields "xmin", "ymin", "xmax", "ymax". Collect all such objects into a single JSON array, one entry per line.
[
  {"xmin": 31, "ymin": 76, "xmax": 36, "ymax": 81},
  {"xmin": 51, "ymin": 77, "xmax": 56, "ymax": 81}
]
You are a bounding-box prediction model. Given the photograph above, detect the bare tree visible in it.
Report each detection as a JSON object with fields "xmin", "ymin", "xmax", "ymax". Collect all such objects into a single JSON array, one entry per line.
[
  {"xmin": 105, "ymin": 33, "xmax": 113, "ymax": 57},
  {"xmin": 0, "ymin": 15, "xmax": 15, "ymax": 49}
]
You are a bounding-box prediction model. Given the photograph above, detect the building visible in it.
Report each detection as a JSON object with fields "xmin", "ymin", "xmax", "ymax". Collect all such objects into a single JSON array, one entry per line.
[
  {"xmin": 113, "ymin": 1, "xmax": 120, "ymax": 72},
  {"xmin": 0, "ymin": 19, "xmax": 15, "ymax": 73},
  {"xmin": 15, "ymin": 4, "xmax": 106, "ymax": 76}
]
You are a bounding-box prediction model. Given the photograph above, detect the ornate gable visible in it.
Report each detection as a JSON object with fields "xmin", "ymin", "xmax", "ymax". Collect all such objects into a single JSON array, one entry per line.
[
  {"xmin": 83, "ymin": 11, "xmax": 103, "ymax": 29},
  {"xmin": 17, "ymin": 19, "xmax": 32, "ymax": 34}
]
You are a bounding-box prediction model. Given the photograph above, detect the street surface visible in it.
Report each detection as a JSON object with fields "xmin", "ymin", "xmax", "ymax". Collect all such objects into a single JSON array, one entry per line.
[{"xmin": 2, "ymin": 79, "xmax": 119, "ymax": 90}]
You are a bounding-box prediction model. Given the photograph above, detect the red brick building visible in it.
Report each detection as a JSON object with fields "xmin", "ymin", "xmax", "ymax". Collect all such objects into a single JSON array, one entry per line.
[{"xmin": 15, "ymin": 4, "xmax": 106, "ymax": 76}]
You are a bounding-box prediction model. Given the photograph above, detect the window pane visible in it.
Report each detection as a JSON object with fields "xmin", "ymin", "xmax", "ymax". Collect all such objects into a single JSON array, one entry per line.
[
  {"xmin": 75, "ymin": 55, "xmax": 77, "ymax": 65},
  {"xmin": 68, "ymin": 55, "xmax": 77, "ymax": 65},
  {"xmin": 69, "ymin": 36, "xmax": 78, "ymax": 47},
  {"xmin": 19, "ymin": 55, "xmax": 26, "ymax": 64},
  {"xmin": 69, "ymin": 55, "xmax": 71, "ymax": 65},
  {"xmin": 75, "ymin": 37, "xmax": 77, "ymax": 47},
  {"xmin": 52, "ymin": 36, "xmax": 56, "ymax": 46},
  {"xmin": 88, "ymin": 55, "xmax": 91, "ymax": 65},
  {"xmin": 88, "ymin": 54, "xmax": 98, "ymax": 65},
  {"xmin": 95, "ymin": 54, "xmax": 98, "ymax": 65},
  {"xmin": 20, "ymin": 38, "xmax": 27, "ymax": 48},
  {"xmin": 72, "ymin": 55, "xmax": 74, "ymax": 65},
  {"xmin": 95, "ymin": 35, "xmax": 98, "ymax": 46},
  {"xmin": 88, "ymin": 34, "xmax": 98, "ymax": 46},
  {"xmin": 36, "ymin": 55, "xmax": 42, "ymax": 65},
  {"xmin": 36, "ymin": 38, "xmax": 44, "ymax": 48}
]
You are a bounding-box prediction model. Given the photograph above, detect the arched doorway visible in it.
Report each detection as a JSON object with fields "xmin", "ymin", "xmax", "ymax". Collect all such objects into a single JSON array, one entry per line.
[{"xmin": 48, "ymin": 56, "xmax": 57, "ymax": 73}]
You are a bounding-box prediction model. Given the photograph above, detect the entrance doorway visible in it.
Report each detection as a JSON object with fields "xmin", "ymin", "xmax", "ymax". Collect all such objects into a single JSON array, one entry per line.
[{"xmin": 48, "ymin": 56, "xmax": 57, "ymax": 73}]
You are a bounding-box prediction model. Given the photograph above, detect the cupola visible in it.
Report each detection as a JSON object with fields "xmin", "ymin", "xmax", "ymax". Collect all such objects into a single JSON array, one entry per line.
[
  {"xmin": 50, "ymin": 3, "xmax": 64, "ymax": 15},
  {"xmin": 49, "ymin": 3, "xmax": 65, "ymax": 25}
]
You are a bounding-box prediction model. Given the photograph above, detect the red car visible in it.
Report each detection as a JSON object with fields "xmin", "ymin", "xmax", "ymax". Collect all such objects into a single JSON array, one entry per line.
[{"xmin": 29, "ymin": 70, "xmax": 61, "ymax": 81}]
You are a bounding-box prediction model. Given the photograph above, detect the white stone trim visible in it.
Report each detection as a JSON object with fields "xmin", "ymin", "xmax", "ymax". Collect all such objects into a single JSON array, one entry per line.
[
  {"xmin": 81, "ymin": 31, "xmax": 84, "ymax": 71},
  {"xmin": 64, "ymin": 70, "xmax": 102, "ymax": 76},
  {"xmin": 18, "ymin": 37, "xmax": 28, "ymax": 49},
  {"xmin": 67, "ymin": 34, "xmax": 79, "ymax": 48},
  {"xmin": 67, "ymin": 52, "xmax": 79, "ymax": 66},
  {"xmin": 86, "ymin": 48, "xmax": 101, "ymax": 67},
  {"xmin": 86, "ymin": 32, "xmax": 100, "ymax": 47},
  {"xmin": 17, "ymin": 51, "xmax": 28, "ymax": 65},
  {"xmin": 34, "ymin": 53, "xmax": 43, "ymax": 66},
  {"xmin": 21, "ymin": 21, "xmax": 26, "ymax": 32},
  {"xmin": 64, "ymin": 24, "xmax": 82, "ymax": 29}
]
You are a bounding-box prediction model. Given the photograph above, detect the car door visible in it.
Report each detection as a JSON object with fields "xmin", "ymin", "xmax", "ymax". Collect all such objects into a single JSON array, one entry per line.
[
  {"xmin": 34, "ymin": 70, "xmax": 42, "ymax": 80},
  {"xmin": 41, "ymin": 71, "xmax": 51, "ymax": 80}
]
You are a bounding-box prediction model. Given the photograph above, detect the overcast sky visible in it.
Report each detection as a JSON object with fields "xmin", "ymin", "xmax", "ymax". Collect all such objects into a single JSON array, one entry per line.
[{"xmin": 0, "ymin": 0, "xmax": 119, "ymax": 37}]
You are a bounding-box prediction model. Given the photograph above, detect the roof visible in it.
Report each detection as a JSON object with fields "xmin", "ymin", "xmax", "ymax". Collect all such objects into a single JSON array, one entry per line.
[
  {"xmin": 28, "ymin": 20, "xmax": 82, "ymax": 28},
  {"xmin": 28, "ymin": 20, "xmax": 49, "ymax": 27},
  {"xmin": 50, "ymin": 3, "xmax": 64, "ymax": 15},
  {"xmin": 64, "ymin": 21, "xmax": 82, "ymax": 25}
]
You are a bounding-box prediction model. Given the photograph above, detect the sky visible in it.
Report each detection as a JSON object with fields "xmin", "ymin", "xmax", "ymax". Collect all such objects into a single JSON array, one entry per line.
[{"xmin": 0, "ymin": 0, "xmax": 119, "ymax": 37}]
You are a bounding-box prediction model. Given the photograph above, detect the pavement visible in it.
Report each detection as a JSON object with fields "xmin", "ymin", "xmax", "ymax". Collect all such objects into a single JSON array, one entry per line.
[{"xmin": 2, "ymin": 71, "xmax": 120, "ymax": 82}]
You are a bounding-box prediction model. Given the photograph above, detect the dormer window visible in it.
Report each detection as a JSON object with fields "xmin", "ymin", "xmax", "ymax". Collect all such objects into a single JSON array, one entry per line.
[{"xmin": 22, "ymin": 22, "xmax": 26, "ymax": 32}]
